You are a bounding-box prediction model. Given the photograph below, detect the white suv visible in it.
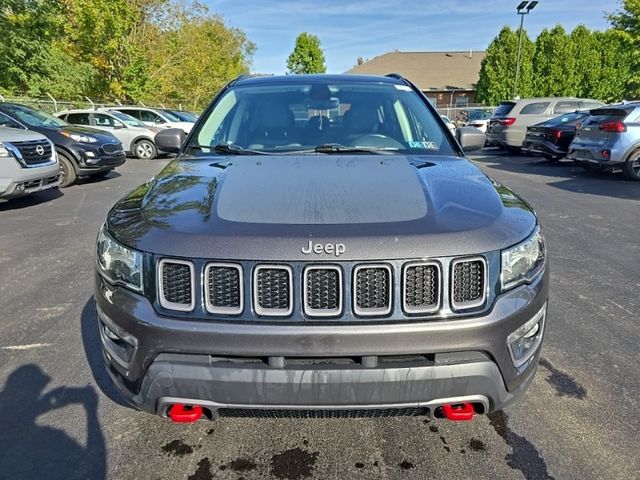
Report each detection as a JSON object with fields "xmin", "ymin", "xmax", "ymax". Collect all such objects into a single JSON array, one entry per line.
[{"xmin": 105, "ymin": 107, "xmax": 194, "ymax": 134}]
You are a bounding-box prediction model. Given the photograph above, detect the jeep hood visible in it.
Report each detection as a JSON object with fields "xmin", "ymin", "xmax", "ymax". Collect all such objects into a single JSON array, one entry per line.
[{"xmin": 108, "ymin": 155, "xmax": 537, "ymax": 260}]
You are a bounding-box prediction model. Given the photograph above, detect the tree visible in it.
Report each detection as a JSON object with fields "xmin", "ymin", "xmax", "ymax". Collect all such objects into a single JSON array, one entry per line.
[
  {"xmin": 532, "ymin": 25, "xmax": 576, "ymax": 96},
  {"xmin": 568, "ymin": 25, "xmax": 600, "ymax": 98},
  {"xmin": 591, "ymin": 30, "xmax": 633, "ymax": 102},
  {"xmin": 608, "ymin": 0, "xmax": 640, "ymax": 98},
  {"xmin": 476, "ymin": 26, "xmax": 534, "ymax": 105},
  {"xmin": 286, "ymin": 33, "xmax": 326, "ymax": 74}
]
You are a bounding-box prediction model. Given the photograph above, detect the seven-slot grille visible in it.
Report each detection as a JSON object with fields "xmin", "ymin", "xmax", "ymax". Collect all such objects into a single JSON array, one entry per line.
[
  {"xmin": 451, "ymin": 258, "xmax": 487, "ymax": 310},
  {"xmin": 253, "ymin": 265, "xmax": 293, "ymax": 316},
  {"xmin": 403, "ymin": 262, "xmax": 441, "ymax": 314},
  {"xmin": 158, "ymin": 259, "xmax": 195, "ymax": 311},
  {"xmin": 304, "ymin": 266, "xmax": 342, "ymax": 316},
  {"xmin": 353, "ymin": 265, "xmax": 392, "ymax": 316},
  {"xmin": 205, "ymin": 263, "xmax": 243, "ymax": 315},
  {"xmin": 12, "ymin": 140, "xmax": 52, "ymax": 166},
  {"xmin": 156, "ymin": 257, "xmax": 489, "ymax": 317}
]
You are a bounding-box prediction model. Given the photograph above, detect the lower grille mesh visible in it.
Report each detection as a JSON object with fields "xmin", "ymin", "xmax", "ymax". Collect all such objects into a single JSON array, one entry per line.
[
  {"xmin": 218, "ymin": 407, "xmax": 429, "ymax": 418},
  {"xmin": 161, "ymin": 262, "xmax": 192, "ymax": 306},
  {"xmin": 452, "ymin": 259, "xmax": 485, "ymax": 307},
  {"xmin": 355, "ymin": 266, "xmax": 391, "ymax": 314}
]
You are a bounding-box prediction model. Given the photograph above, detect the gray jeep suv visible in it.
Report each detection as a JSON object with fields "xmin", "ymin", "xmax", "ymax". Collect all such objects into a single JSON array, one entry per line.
[{"xmin": 95, "ymin": 74, "xmax": 548, "ymax": 422}]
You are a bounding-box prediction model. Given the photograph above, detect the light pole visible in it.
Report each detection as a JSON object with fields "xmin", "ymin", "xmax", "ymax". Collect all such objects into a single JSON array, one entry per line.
[{"xmin": 513, "ymin": 1, "xmax": 538, "ymax": 99}]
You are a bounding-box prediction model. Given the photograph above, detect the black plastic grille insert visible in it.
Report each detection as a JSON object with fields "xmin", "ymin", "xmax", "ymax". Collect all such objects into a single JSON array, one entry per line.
[
  {"xmin": 404, "ymin": 263, "xmax": 440, "ymax": 312},
  {"xmin": 452, "ymin": 259, "xmax": 485, "ymax": 308},
  {"xmin": 160, "ymin": 261, "xmax": 193, "ymax": 308},
  {"xmin": 206, "ymin": 265, "xmax": 242, "ymax": 313},
  {"xmin": 255, "ymin": 266, "xmax": 291, "ymax": 314},
  {"xmin": 354, "ymin": 266, "xmax": 391, "ymax": 315},
  {"xmin": 305, "ymin": 267, "xmax": 341, "ymax": 314}
]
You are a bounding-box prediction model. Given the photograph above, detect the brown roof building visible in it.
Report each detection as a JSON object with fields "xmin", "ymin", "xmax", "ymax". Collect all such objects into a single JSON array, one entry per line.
[{"xmin": 347, "ymin": 51, "xmax": 486, "ymax": 109}]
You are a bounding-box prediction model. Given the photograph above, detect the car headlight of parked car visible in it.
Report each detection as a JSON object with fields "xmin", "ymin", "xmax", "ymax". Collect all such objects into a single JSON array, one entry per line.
[
  {"xmin": 501, "ymin": 227, "xmax": 545, "ymax": 291},
  {"xmin": 97, "ymin": 225, "xmax": 143, "ymax": 292},
  {"xmin": 0, "ymin": 141, "xmax": 14, "ymax": 158},
  {"xmin": 61, "ymin": 131, "xmax": 98, "ymax": 143}
]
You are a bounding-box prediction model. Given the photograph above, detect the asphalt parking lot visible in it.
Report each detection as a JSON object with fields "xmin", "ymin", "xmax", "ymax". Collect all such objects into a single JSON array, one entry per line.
[{"xmin": 1, "ymin": 150, "xmax": 639, "ymax": 480}]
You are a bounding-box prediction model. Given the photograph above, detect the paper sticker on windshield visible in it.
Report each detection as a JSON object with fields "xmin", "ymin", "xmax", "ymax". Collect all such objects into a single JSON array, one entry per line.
[
  {"xmin": 409, "ymin": 141, "xmax": 438, "ymax": 149},
  {"xmin": 394, "ymin": 85, "xmax": 412, "ymax": 91}
]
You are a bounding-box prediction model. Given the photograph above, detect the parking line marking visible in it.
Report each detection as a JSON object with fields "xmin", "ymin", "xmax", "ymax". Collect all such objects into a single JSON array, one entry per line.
[{"xmin": 0, "ymin": 343, "xmax": 52, "ymax": 351}]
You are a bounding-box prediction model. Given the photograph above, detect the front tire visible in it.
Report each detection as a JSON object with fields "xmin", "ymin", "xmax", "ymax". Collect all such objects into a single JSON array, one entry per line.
[
  {"xmin": 134, "ymin": 140, "xmax": 157, "ymax": 160},
  {"xmin": 623, "ymin": 150, "xmax": 640, "ymax": 181},
  {"xmin": 57, "ymin": 152, "xmax": 77, "ymax": 188}
]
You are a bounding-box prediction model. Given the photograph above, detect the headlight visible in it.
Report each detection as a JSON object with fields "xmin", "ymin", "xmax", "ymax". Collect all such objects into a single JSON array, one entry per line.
[
  {"xmin": 501, "ymin": 227, "xmax": 545, "ymax": 291},
  {"xmin": 61, "ymin": 131, "xmax": 98, "ymax": 143},
  {"xmin": 0, "ymin": 141, "xmax": 14, "ymax": 158},
  {"xmin": 96, "ymin": 225, "xmax": 143, "ymax": 292}
]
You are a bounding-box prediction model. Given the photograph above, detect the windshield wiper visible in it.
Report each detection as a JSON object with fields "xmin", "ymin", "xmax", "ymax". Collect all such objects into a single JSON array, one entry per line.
[
  {"xmin": 190, "ymin": 143, "xmax": 268, "ymax": 155},
  {"xmin": 313, "ymin": 143, "xmax": 397, "ymax": 154}
]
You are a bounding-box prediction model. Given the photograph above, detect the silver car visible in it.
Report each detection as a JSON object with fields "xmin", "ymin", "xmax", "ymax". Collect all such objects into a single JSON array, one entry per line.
[
  {"xmin": 567, "ymin": 102, "xmax": 640, "ymax": 181},
  {"xmin": 487, "ymin": 97, "xmax": 603, "ymax": 150},
  {"xmin": 0, "ymin": 126, "xmax": 60, "ymax": 200},
  {"xmin": 56, "ymin": 109, "xmax": 161, "ymax": 159}
]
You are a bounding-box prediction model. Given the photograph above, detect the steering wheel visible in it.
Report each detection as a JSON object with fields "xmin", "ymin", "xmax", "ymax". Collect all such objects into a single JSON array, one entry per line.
[{"xmin": 350, "ymin": 134, "xmax": 405, "ymax": 149}]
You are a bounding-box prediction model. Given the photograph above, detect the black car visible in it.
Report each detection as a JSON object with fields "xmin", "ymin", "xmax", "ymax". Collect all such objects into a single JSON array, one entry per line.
[
  {"xmin": 0, "ymin": 103, "xmax": 126, "ymax": 187},
  {"xmin": 95, "ymin": 74, "xmax": 548, "ymax": 423},
  {"xmin": 523, "ymin": 111, "xmax": 589, "ymax": 161}
]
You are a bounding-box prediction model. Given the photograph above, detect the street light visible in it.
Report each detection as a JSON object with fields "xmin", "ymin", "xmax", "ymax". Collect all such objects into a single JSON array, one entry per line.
[{"xmin": 513, "ymin": 0, "xmax": 538, "ymax": 98}]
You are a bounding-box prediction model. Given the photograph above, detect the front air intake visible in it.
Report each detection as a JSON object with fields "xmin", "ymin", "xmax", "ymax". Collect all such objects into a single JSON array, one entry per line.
[
  {"xmin": 253, "ymin": 265, "xmax": 293, "ymax": 316},
  {"xmin": 303, "ymin": 266, "xmax": 342, "ymax": 317},
  {"xmin": 353, "ymin": 264, "xmax": 392, "ymax": 316},
  {"xmin": 451, "ymin": 257, "xmax": 487, "ymax": 310},
  {"xmin": 204, "ymin": 263, "xmax": 243, "ymax": 315},
  {"xmin": 158, "ymin": 259, "xmax": 195, "ymax": 311},
  {"xmin": 403, "ymin": 262, "xmax": 441, "ymax": 314}
]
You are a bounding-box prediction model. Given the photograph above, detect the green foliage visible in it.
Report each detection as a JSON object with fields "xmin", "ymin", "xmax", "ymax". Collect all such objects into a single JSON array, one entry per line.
[
  {"xmin": 608, "ymin": 0, "xmax": 640, "ymax": 98},
  {"xmin": 0, "ymin": 0, "xmax": 255, "ymax": 108},
  {"xmin": 286, "ymin": 33, "xmax": 326, "ymax": 74},
  {"xmin": 476, "ymin": 27, "xmax": 534, "ymax": 105},
  {"xmin": 532, "ymin": 25, "xmax": 576, "ymax": 96}
]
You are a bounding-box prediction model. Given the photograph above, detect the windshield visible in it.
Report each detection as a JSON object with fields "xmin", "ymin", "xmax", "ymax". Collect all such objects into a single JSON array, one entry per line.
[
  {"xmin": 494, "ymin": 102, "xmax": 515, "ymax": 116},
  {"xmin": 157, "ymin": 109, "xmax": 181, "ymax": 122},
  {"xmin": 3, "ymin": 104, "xmax": 67, "ymax": 128},
  {"xmin": 191, "ymin": 80, "xmax": 456, "ymax": 156},
  {"xmin": 110, "ymin": 111, "xmax": 147, "ymax": 128}
]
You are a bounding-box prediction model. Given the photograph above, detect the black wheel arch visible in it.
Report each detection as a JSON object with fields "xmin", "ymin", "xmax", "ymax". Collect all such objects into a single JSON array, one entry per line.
[{"xmin": 55, "ymin": 147, "xmax": 80, "ymax": 173}]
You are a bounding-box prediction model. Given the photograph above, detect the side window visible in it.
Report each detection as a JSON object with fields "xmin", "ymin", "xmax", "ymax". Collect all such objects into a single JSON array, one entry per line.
[
  {"xmin": 0, "ymin": 112, "xmax": 21, "ymax": 129},
  {"xmin": 520, "ymin": 102, "xmax": 550, "ymax": 115},
  {"xmin": 554, "ymin": 101, "xmax": 580, "ymax": 114},
  {"xmin": 121, "ymin": 109, "xmax": 140, "ymax": 120},
  {"xmin": 140, "ymin": 110, "xmax": 164, "ymax": 123},
  {"xmin": 66, "ymin": 113, "xmax": 91, "ymax": 125},
  {"xmin": 94, "ymin": 114, "xmax": 115, "ymax": 127}
]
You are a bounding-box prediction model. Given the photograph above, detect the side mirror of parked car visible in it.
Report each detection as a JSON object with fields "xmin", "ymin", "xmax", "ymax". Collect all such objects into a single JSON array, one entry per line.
[
  {"xmin": 456, "ymin": 126, "xmax": 486, "ymax": 153},
  {"xmin": 113, "ymin": 123, "xmax": 126, "ymax": 130},
  {"xmin": 155, "ymin": 128, "xmax": 186, "ymax": 153}
]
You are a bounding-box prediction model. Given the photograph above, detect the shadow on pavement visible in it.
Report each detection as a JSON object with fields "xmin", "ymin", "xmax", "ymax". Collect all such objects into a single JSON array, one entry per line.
[
  {"xmin": 0, "ymin": 364, "xmax": 106, "ymax": 480},
  {"xmin": 0, "ymin": 188, "xmax": 63, "ymax": 211},
  {"xmin": 81, "ymin": 297, "xmax": 130, "ymax": 408},
  {"xmin": 473, "ymin": 150, "xmax": 640, "ymax": 201}
]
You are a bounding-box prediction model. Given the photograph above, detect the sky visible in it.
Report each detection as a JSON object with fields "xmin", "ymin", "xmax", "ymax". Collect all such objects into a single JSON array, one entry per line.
[{"xmin": 206, "ymin": 0, "xmax": 618, "ymax": 74}]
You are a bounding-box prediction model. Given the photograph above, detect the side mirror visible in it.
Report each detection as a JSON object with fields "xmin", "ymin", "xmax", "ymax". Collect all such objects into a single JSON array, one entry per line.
[
  {"xmin": 113, "ymin": 123, "xmax": 126, "ymax": 130},
  {"xmin": 155, "ymin": 128, "xmax": 185, "ymax": 153},
  {"xmin": 456, "ymin": 126, "xmax": 486, "ymax": 153}
]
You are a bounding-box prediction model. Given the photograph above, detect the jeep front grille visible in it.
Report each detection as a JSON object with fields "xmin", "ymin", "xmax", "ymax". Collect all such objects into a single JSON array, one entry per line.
[
  {"xmin": 158, "ymin": 259, "xmax": 195, "ymax": 311},
  {"xmin": 451, "ymin": 257, "xmax": 487, "ymax": 310},
  {"xmin": 403, "ymin": 262, "xmax": 441, "ymax": 314},
  {"xmin": 253, "ymin": 265, "xmax": 293, "ymax": 316},
  {"xmin": 205, "ymin": 263, "xmax": 243, "ymax": 315},
  {"xmin": 303, "ymin": 266, "xmax": 342, "ymax": 317},
  {"xmin": 353, "ymin": 265, "xmax": 392, "ymax": 316}
]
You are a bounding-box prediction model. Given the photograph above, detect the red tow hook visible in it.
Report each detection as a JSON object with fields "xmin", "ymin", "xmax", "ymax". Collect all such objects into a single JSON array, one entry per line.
[
  {"xmin": 442, "ymin": 403, "xmax": 475, "ymax": 421},
  {"xmin": 168, "ymin": 404, "xmax": 203, "ymax": 423}
]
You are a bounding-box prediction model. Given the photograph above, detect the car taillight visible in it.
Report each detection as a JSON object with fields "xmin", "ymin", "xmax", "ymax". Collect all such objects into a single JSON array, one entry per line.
[
  {"xmin": 499, "ymin": 118, "xmax": 516, "ymax": 127},
  {"xmin": 599, "ymin": 120, "xmax": 626, "ymax": 133},
  {"xmin": 553, "ymin": 130, "xmax": 562, "ymax": 140}
]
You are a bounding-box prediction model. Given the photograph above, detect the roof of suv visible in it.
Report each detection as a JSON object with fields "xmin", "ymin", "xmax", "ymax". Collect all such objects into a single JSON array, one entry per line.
[{"xmin": 233, "ymin": 74, "xmax": 406, "ymax": 86}]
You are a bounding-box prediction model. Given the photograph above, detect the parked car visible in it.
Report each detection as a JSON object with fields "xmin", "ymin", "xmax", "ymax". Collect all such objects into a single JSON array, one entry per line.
[
  {"xmin": 161, "ymin": 109, "xmax": 199, "ymax": 122},
  {"xmin": 567, "ymin": 102, "xmax": 640, "ymax": 180},
  {"xmin": 105, "ymin": 107, "xmax": 194, "ymax": 134},
  {"xmin": 56, "ymin": 109, "xmax": 161, "ymax": 159},
  {"xmin": 440, "ymin": 115, "xmax": 456, "ymax": 135},
  {"xmin": 487, "ymin": 97, "xmax": 604, "ymax": 151},
  {"xmin": 0, "ymin": 126, "xmax": 60, "ymax": 200},
  {"xmin": 95, "ymin": 73, "xmax": 548, "ymax": 422},
  {"xmin": 523, "ymin": 111, "xmax": 590, "ymax": 161},
  {"xmin": 464, "ymin": 109, "xmax": 493, "ymax": 133},
  {"xmin": 0, "ymin": 103, "xmax": 126, "ymax": 187}
]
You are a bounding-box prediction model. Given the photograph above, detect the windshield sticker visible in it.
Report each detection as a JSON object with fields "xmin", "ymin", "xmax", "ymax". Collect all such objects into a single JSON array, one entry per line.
[
  {"xmin": 409, "ymin": 141, "xmax": 438, "ymax": 149},
  {"xmin": 394, "ymin": 85, "xmax": 412, "ymax": 91}
]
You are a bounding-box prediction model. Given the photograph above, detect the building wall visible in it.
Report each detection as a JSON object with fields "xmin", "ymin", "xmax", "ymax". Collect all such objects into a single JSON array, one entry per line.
[{"xmin": 422, "ymin": 90, "xmax": 476, "ymax": 109}]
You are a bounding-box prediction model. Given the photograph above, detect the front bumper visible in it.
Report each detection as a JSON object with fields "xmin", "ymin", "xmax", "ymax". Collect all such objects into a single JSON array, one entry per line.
[
  {"xmin": 73, "ymin": 146, "xmax": 126, "ymax": 175},
  {"xmin": 95, "ymin": 270, "xmax": 549, "ymax": 417},
  {"xmin": 0, "ymin": 162, "xmax": 60, "ymax": 199}
]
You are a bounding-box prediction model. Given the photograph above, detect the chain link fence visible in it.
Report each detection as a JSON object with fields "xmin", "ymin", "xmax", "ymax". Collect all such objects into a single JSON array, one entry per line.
[{"xmin": 434, "ymin": 104, "xmax": 496, "ymax": 125}]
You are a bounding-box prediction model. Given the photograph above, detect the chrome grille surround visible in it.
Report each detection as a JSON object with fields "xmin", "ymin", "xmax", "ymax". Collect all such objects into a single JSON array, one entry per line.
[
  {"xmin": 353, "ymin": 264, "xmax": 392, "ymax": 317},
  {"xmin": 158, "ymin": 259, "xmax": 195, "ymax": 312},
  {"xmin": 303, "ymin": 265, "xmax": 343, "ymax": 317},
  {"xmin": 402, "ymin": 261, "xmax": 441, "ymax": 315},
  {"xmin": 253, "ymin": 265, "xmax": 293, "ymax": 317},
  {"xmin": 450, "ymin": 256, "xmax": 488, "ymax": 311},
  {"xmin": 204, "ymin": 262, "xmax": 243, "ymax": 315}
]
